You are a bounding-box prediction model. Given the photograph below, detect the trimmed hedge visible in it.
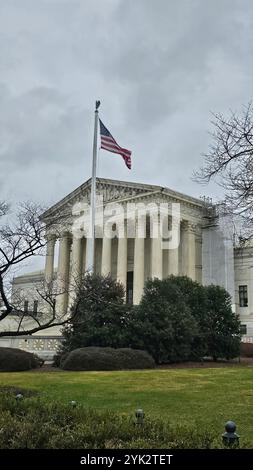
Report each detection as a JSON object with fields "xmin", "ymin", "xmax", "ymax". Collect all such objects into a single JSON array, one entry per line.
[
  {"xmin": 60, "ymin": 347, "xmax": 155, "ymax": 371},
  {"xmin": 0, "ymin": 347, "xmax": 43, "ymax": 372},
  {"xmin": 0, "ymin": 394, "xmax": 221, "ymax": 449}
]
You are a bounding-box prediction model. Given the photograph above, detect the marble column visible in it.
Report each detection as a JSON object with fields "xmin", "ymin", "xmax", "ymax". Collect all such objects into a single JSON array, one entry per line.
[
  {"xmin": 151, "ymin": 217, "xmax": 163, "ymax": 279},
  {"xmin": 82, "ymin": 237, "xmax": 87, "ymax": 272},
  {"xmin": 168, "ymin": 221, "xmax": 180, "ymax": 276},
  {"xmin": 101, "ymin": 235, "xmax": 112, "ymax": 275},
  {"xmin": 182, "ymin": 221, "xmax": 196, "ymax": 280},
  {"xmin": 57, "ymin": 233, "xmax": 71, "ymax": 314},
  {"xmin": 44, "ymin": 235, "xmax": 56, "ymax": 286},
  {"xmin": 85, "ymin": 237, "xmax": 93, "ymax": 272},
  {"xmin": 68, "ymin": 236, "xmax": 83, "ymax": 307},
  {"xmin": 117, "ymin": 223, "xmax": 127, "ymax": 292},
  {"xmin": 70, "ymin": 236, "xmax": 82, "ymax": 287},
  {"xmin": 133, "ymin": 221, "xmax": 145, "ymax": 304}
]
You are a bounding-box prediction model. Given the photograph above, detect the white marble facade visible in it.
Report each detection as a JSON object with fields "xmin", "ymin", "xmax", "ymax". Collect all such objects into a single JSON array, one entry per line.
[
  {"xmin": 2, "ymin": 178, "xmax": 251, "ymax": 358},
  {"xmin": 42, "ymin": 178, "xmax": 206, "ymax": 310}
]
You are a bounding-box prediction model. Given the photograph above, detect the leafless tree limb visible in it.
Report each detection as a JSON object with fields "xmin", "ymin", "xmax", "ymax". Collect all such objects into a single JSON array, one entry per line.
[
  {"xmin": 194, "ymin": 102, "xmax": 253, "ymax": 234},
  {"xmin": 0, "ymin": 201, "xmax": 79, "ymax": 337}
]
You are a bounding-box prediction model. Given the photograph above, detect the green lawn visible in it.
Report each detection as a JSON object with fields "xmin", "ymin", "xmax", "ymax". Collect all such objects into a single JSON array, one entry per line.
[{"xmin": 1, "ymin": 366, "xmax": 253, "ymax": 443}]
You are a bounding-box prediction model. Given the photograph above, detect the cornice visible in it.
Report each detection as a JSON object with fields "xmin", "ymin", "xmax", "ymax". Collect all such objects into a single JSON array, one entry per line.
[{"xmin": 12, "ymin": 270, "xmax": 57, "ymax": 285}]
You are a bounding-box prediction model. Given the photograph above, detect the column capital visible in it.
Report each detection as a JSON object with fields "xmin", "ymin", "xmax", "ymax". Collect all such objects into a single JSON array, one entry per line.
[
  {"xmin": 182, "ymin": 220, "xmax": 197, "ymax": 233},
  {"xmin": 45, "ymin": 232, "xmax": 57, "ymax": 243},
  {"xmin": 59, "ymin": 232, "xmax": 72, "ymax": 243},
  {"xmin": 170, "ymin": 218, "xmax": 180, "ymax": 229}
]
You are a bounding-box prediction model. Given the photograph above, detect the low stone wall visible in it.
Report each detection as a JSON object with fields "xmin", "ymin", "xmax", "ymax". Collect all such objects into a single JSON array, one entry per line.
[
  {"xmin": 241, "ymin": 336, "xmax": 253, "ymax": 343},
  {"xmin": 0, "ymin": 335, "xmax": 62, "ymax": 361},
  {"xmin": 240, "ymin": 341, "xmax": 253, "ymax": 357}
]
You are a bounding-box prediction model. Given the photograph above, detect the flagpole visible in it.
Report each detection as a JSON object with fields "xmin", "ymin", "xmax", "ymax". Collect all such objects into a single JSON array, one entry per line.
[{"xmin": 90, "ymin": 100, "xmax": 100, "ymax": 272}]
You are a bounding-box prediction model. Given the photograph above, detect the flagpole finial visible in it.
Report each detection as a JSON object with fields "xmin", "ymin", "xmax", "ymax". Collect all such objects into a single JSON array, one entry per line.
[{"xmin": 95, "ymin": 100, "xmax": 101, "ymax": 111}]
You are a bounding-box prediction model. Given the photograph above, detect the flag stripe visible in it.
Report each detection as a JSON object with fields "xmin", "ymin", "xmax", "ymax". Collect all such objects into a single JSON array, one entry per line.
[
  {"xmin": 101, "ymin": 141, "xmax": 131, "ymax": 155},
  {"xmin": 101, "ymin": 136, "xmax": 128, "ymax": 152},
  {"xmin": 101, "ymin": 147, "xmax": 131, "ymax": 159},
  {"xmin": 101, "ymin": 141, "xmax": 131, "ymax": 156},
  {"xmin": 101, "ymin": 135, "xmax": 117, "ymax": 144},
  {"xmin": 99, "ymin": 119, "xmax": 132, "ymax": 169}
]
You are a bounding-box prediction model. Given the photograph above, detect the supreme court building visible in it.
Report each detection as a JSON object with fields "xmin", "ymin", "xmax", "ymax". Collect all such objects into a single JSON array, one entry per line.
[
  {"xmin": 43, "ymin": 177, "xmax": 206, "ymax": 310},
  {"xmin": 1, "ymin": 177, "xmax": 251, "ymax": 358}
]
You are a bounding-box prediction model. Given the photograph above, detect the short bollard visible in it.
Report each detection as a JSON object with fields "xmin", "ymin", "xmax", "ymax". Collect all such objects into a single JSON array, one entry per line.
[
  {"xmin": 222, "ymin": 421, "xmax": 240, "ymax": 447},
  {"xmin": 69, "ymin": 401, "xmax": 77, "ymax": 408},
  {"xmin": 135, "ymin": 408, "xmax": 145, "ymax": 425},
  {"xmin": 15, "ymin": 394, "xmax": 23, "ymax": 401}
]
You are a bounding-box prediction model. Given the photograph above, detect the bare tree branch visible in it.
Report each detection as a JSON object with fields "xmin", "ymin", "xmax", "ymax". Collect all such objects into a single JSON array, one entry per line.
[
  {"xmin": 194, "ymin": 102, "xmax": 253, "ymax": 234},
  {"xmin": 0, "ymin": 200, "xmax": 78, "ymax": 336}
]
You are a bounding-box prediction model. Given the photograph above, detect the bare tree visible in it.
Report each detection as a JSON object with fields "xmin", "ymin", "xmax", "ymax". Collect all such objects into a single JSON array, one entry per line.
[
  {"xmin": 0, "ymin": 201, "xmax": 79, "ymax": 337},
  {"xmin": 0, "ymin": 202, "xmax": 8, "ymax": 217},
  {"xmin": 195, "ymin": 102, "xmax": 253, "ymax": 235}
]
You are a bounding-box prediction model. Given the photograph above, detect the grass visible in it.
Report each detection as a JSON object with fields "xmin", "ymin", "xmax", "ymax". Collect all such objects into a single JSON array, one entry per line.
[{"xmin": 1, "ymin": 366, "xmax": 253, "ymax": 446}]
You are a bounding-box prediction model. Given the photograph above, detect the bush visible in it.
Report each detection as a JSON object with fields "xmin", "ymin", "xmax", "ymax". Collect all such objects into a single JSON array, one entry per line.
[
  {"xmin": 130, "ymin": 279, "xmax": 199, "ymax": 363},
  {"xmin": 0, "ymin": 387, "xmax": 38, "ymax": 397},
  {"xmin": 59, "ymin": 273, "xmax": 129, "ymax": 358},
  {"xmin": 60, "ymin": 347, "xmax": 155, "ymax": 371},
  {"xmin": 57, "ymin": 274, "xmax": 241, "ymax": 365},
  {"xmin": 132, "ymin": 278, "xmax": 241, "ymax": 363},
  {"xmin": 204, "ymin": 285, "xmax": 241, "ymax": 360},
  {"xmin": 0, "ymin": 394, "xmax": 220, "ymax": 449},
  {"xmin": 240, "ymin": 342, "xmax": 253, "ymax": 357},
  {"xmin": 0, "ymin": 347, "xmax": 43, "ymax": 372}
]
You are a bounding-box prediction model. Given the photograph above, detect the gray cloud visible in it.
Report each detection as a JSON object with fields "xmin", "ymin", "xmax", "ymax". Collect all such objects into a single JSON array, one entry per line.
[{"xmin": 1, "ymin": 0, "xmax": 253, "ymax": 211}]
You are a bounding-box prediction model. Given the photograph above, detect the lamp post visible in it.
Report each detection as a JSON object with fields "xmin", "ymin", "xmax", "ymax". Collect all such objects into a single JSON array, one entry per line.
[{"xmin": 222, "ymin": 421, "xmax": 240, "ymax": 447}]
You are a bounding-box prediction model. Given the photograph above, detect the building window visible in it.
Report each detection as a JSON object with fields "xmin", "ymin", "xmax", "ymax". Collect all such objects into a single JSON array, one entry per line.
[
  {"xmin": 239, "ymin": 285, "xmax": 248, "ymax": 307},
  {"xmin": 126, "ymin": 271, "xmax": 133, "ymax": 305},
  {"xmin": 240, "ymin": 324, "xmax": 247, "ymax": 335}
]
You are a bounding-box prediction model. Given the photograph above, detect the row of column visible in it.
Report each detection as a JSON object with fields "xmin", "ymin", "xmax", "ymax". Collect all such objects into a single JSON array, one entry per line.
[
  {"xmin": 44, "ymin": 220, "xmax": 198, "ymax": 312},
  {"xmin": 132, "ymin": 220, "xmax": 196, "ymax": 303}
]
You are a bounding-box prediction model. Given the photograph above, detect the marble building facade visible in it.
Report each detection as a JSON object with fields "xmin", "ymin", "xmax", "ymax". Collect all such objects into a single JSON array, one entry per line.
[{"xmin": 1, "ymin": 177, "xmax": 248, "ymax": 359}]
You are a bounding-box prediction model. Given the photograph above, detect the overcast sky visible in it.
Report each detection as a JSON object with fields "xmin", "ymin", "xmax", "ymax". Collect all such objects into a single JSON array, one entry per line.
[{"xmin": 2, "ymin": 0, "xmax": 253, "ymax": 213}]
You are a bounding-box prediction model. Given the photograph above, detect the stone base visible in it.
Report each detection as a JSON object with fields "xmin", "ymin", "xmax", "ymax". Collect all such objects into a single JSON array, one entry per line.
[{"xmin": 0, "ymin": 335, "xmax": 62, "ymax": 361}]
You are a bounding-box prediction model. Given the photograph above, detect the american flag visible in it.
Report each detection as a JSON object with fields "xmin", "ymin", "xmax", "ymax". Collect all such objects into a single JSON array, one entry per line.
[{"xmin": 99, "ymin": 119, "xmax": 132, "ymax": 169}]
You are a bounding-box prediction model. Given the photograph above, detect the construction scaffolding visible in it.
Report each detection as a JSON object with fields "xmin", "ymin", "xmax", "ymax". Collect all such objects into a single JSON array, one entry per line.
[{"xmin": 202, "ymin": 201, "xmax": 235, "ymax": 308}]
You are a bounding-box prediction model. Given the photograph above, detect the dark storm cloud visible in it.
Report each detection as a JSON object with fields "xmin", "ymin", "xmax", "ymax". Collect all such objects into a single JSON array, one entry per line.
[{"xmin": 1, "ymin": 0, "xmax": 253, "ymax": 209}]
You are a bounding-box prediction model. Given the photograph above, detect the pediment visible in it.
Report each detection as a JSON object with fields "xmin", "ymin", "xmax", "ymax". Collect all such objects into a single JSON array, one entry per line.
[
  {"xmin": 42, "ymin": 178, "xmax": 158, "ymax": 219},
  {"xmin": 42, "ymin": 177, "xmax": 206, "ymax": 223}
]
